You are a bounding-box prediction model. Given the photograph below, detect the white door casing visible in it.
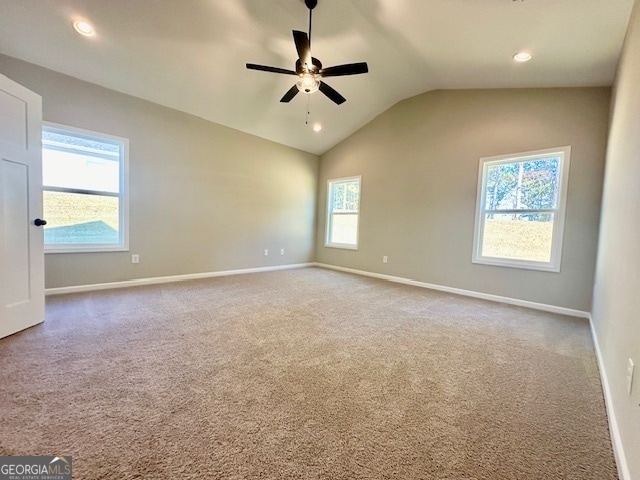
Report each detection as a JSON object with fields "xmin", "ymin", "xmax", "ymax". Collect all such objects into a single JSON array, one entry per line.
[{"xmin": 0, "ymin": 74, "xmax": 44, "ymax": 338}]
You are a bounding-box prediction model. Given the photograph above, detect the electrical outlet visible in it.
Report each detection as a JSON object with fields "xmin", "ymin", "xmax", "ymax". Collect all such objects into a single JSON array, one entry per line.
[
  {"xmin": 627, "ymin": 358, "xmax": 635, "ymax": 395},
  {"xmin": 264, "ymin": 249, "xmax": 269, "ymax": 256},
  {"xmin": 131, "ymin": 254, "xmax": 140, "ymax": 264},
  {"xmin": 280, "ymin": 248, "xmax": 285, "ymax": 255},
  {"xmin": 383, "ymin": 256, "xmax": 388, "ymax": 263}
]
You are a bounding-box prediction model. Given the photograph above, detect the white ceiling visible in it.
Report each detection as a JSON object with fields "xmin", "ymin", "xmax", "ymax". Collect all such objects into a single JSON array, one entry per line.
[{"xmin": 0, "ymin": 0, "xmax": 634, "ymax": 155}]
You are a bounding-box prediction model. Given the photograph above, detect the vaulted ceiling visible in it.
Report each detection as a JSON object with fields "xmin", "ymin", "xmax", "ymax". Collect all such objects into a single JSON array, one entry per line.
[{"xmin": 0, "ymin": 0, "xmax": 634, "ymax": 155}]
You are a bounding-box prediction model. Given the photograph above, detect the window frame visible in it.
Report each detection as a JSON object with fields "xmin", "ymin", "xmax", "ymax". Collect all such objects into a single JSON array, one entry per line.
[
  {"xmin": 471, "ymin": 146, "xmax": 571, "ymax": 272},
  {"xmin": 42, "ymin": 122, "xmax": 130, "ymax": 254},
  {"xmin": 325, "ymin": 175, "xmax": 362, "ymax": 250}
]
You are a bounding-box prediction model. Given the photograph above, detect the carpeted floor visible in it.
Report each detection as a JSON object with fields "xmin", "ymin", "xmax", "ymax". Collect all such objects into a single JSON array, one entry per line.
[{"xmin": 0, "ymin": 267, "xmax": 617, "ymax": 479}]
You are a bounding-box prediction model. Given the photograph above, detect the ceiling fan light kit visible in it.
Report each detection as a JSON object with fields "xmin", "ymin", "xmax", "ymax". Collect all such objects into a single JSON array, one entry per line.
[
  {"xmin": 297, "ymin": 73, "xmax": 320, "ymax": 94},
  {"xmin": 246, "ymin": 0, "xmax": 368, "ymax": 106}
]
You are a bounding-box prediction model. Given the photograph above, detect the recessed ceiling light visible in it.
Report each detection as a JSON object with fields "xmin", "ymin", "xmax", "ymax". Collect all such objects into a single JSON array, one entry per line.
[
  {"xmin": 513, "ymin": 51, "xmax": 532, "ymax": 63},
  {"xmin": 73, "ymin": 20, "xmax": 95, "ymax": 37},
  {"xmin": 313, "ymin": 123, "xmax": 322, "ymax": 132}
]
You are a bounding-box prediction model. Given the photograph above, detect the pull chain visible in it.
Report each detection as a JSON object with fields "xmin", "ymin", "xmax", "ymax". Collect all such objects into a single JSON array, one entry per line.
[{"xmin": 305, "ymin": 2, "xmax": 314, "ymax": 126}]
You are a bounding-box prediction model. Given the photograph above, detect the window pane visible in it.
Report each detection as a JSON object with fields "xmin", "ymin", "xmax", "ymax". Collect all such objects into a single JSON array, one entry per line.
[
  {"xmin": 43, "ymin": 130, "xmax": 121, "ymax": 156},
  {"xmin": 331, "ymin": 182, "xmax": 345, "ymax": 210},
  {"xmin": 43, "ymin": 149, "xmax": 120, "ymax": 193},
  {"xmin": 331, "ymin": 180, "xmax": 360, "ymax": 212},
  {"xmin": 330, "ymin": 214, "xmax": 358, "ymax": 245},
  {"xmin": 344, "ymin": 181, "xmax": 360, "ymax": 211},
  {"xmin": 481, "ymin": 213, "xmax": 554, "ymax": 262},
  {"xmin": 485, "ymin": 157, "xmax": 560, "ymax": 211},
  {"xmin": 43, "ymin": 191, "xmax": 119, "ymax": 245}
]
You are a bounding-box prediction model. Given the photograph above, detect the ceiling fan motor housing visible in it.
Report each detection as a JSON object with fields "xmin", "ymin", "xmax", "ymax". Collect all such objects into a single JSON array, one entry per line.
[{"xmin": 296, "ymin": 58, "xmax": 322, "ymax": 75}]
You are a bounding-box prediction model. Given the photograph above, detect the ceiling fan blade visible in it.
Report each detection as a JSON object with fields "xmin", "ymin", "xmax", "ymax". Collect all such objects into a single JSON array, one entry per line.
[
  {"xmin": 292, "ymin": 30, "xmax": 312, "ymax": 69},
  {"xmin": 319, "ymin": 62, "xmax": 369, "ymax": 77},
  {"xmin": 319, "ymin": 81, "xmax": 346, "ymax": 105},
  {"xmin": 246, "ymin": 63, "xmax": 296, "ymax": 75},
  {"xmin": 280, "ymin": 85, "xmax": 300, "ymax": 103}
]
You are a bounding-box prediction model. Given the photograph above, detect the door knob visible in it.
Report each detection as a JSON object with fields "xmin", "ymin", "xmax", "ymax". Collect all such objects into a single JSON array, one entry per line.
[{"xmin": 34, "ymin": 218, "xmax": 47, "ymax": 227}]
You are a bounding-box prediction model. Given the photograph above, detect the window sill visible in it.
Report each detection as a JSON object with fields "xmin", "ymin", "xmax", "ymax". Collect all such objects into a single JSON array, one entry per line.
[
  {"xmin": 472, "ymin": 257, "xmax": 560, "ymax": 273},
  {"xmin": 45, "ymin": 246, "xmax": 129, "ymax": 254},
  {"xmin": 325, "ymin": 243, "xmax": 359, "ymax": 251}
]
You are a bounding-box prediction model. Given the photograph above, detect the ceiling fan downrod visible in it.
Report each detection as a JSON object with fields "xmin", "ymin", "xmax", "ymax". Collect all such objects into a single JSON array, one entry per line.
[{"xmin": 306, "ymin": 0, "xmax": 317, "ymax": 49}]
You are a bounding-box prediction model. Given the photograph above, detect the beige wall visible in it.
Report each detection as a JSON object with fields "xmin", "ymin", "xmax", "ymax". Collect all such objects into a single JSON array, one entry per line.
[
  {"xmin": 592, "ymin": 1, "xmax": 640, "ymax": 477},
  {"xmin": 316, "ymin": 88, "xmax": 610, "ymax": 312},
  {"xmin": 0, "ymin": 55, "xmax": 319, "ymax": 288}
]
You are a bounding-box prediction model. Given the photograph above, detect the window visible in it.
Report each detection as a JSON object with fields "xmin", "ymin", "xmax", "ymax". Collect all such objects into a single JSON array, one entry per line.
[
  {"xmin": 325, "ymin": 176, "xmax": 361, "ymax": 249},
  {"xmin": 42, "ymin": 123, "xmax": 129, "ymax": 253},
  {"xmin": 472, "ymin": 146, "xmax": 571, "ymax": 272}
]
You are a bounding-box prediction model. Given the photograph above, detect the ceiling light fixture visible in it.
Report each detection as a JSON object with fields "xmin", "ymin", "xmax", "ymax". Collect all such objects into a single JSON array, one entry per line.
[
  {"xmin": 296, "ymin": 73, "xmax": 320, "ymax": 94},
  {"xmin": 513, "ymin": 51, "xmax": 532, "ymax": 62},
  {"xmin": 73, "ymin": 20, "xmax": 95, "ymax": 37},
  {"xmin": 313, "ymin": 123, "xmax": 322, "ymax": 132}
]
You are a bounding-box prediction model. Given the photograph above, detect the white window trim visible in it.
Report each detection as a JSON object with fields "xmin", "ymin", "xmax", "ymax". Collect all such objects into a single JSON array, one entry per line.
[
  {"xmin": 325, "ymin": 175, "xmax": 361, "ymax": 250},
  {"xmin": 471, "ymin": 146, "xmax": 571, "ymax": 272},
  {"xmin": 43, "ymin": 122, "xmax": 130, "ymax": 254}
]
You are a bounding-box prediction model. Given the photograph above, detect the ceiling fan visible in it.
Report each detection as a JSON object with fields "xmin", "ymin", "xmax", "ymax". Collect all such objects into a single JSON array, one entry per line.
[{"xmin": 246, "ymin": 0, "xmax": 368, "ymax": 105}]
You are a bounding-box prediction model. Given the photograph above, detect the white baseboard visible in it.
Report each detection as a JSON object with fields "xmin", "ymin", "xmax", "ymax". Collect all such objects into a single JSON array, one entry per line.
[
  {"xmin": 45, "ymin": 263, "xmax": 314, "ymax": 296},
  {"xmin": 313, "ymin": 262, "xmax": 590, "ymax": 319},
  {"xmin": 589, "ymin": 315, "xmax": 631, "ymax": 480}
]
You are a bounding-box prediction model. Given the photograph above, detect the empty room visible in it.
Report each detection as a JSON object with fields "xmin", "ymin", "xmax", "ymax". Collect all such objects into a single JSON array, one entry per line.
[{"xmin": 1, "ymin": 0, "xmax": 639, "ymax": 479}]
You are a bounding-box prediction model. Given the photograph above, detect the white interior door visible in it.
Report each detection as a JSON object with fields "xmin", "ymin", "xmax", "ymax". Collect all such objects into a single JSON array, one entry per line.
[{"xmin": 0, "ymin": 74, "xmax": 44, "ymax": 338}]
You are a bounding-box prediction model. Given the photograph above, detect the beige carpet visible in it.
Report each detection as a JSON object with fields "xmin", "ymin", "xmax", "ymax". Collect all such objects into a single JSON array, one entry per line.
[{"xmin": 0, "ymin": 267, "xmax": 617, "ymax": 479}]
